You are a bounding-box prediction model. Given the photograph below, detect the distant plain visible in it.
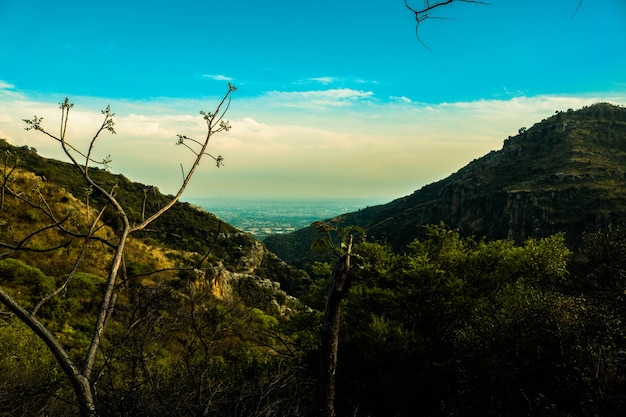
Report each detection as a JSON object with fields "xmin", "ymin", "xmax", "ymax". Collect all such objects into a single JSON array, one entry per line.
[{"xmin": 192, "ymin": 197, "xmax": 390, "ymax": 239}]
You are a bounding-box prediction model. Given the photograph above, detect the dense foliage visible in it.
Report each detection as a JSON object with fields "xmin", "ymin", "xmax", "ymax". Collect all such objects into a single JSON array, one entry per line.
[
  {"xmin": 2, "ymin": 217, "xmax": 626, "ymax": 415},
  {"xmin": 301, "ymin": 224, "xmax": 626, "ymax": 416}
]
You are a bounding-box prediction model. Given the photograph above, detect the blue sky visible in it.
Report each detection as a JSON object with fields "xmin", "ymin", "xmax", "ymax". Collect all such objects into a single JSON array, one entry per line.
[{"xmin": 1, "ymin": 0, "xmax": 625, "ymax": 201}]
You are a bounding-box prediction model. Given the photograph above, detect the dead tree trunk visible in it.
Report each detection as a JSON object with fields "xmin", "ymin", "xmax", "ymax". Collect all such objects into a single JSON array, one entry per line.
[{"xmin": 320, "ymin": 250, "xmax": 352, "ymax": 417}]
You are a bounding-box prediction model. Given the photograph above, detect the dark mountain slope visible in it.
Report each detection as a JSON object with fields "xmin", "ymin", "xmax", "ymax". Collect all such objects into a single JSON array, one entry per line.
[{"xmin": 265, "ymin": 102, "xmax": 626, "ymax": 268}]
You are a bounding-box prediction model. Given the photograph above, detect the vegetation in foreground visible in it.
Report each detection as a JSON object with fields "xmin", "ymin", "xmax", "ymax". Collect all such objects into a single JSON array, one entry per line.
[
  {"xmin": 1, "ymin": 101, "xmax": 625, "ymax": 416},
  {"xmin": 2, "ymin": 217, "xmax": 626, "ymax": 416}
]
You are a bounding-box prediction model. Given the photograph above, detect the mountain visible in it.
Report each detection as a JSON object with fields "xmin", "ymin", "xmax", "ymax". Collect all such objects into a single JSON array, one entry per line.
[
  {"xmin": 0, "ymin": 139, "xmax": 310, "ymax": 298},
  {"xmin": 264, "ymin": 102, "xmax": 626, "ymax": 268},
  {"xmin": 0, "ymin": 139, "xmax": 318, "ymax": 416}
]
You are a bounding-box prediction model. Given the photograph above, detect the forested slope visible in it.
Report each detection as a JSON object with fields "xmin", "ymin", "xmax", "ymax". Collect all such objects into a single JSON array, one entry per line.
[{"xmin": 265, "ymin": 103, "xmax": 626, "ymax": 270}]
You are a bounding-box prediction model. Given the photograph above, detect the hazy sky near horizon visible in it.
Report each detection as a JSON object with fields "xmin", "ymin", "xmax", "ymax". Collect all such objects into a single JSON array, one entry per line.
[{"xmin": 1, "ymin": 0, "xmax": 625, "ymax": 202}]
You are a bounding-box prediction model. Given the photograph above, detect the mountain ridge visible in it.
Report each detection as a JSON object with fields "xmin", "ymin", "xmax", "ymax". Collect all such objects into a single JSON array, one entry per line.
[{"xmin": 264, "ymin": 102, "xmax": 626, "ymax": 268}]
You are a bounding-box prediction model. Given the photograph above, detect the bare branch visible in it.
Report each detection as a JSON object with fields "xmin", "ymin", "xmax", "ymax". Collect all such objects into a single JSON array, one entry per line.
[
  {"xmin": 4, "ymin": 181, "xmax": 116, "ymax": 250},
  {"xmin": 0, "ymin": 239, "xmax": 71, "ymax": 255},
  {"xmin": 405, "ymin": 0, "xmax": 490, "ymax": 18},
  {"xmin": 24, "ymin": 100, "xmax": 114, "ymax": 170},
  {"xmin": 0, "ymin": 285, "xmax": 86, "ymax": 394},
  {"xmin": 180, "ymin": 163, "xmax": 186, "ymax": 182},
  {"xmin": 31, "ymin": 191, "xmax": 113, "ymax": 317},
  {"xmin": 0, "ymin": 150, "xmax": 19, "ymax": 211},
  {"xmin": 0, "ymin": 214, "xmax": 72, "ymax": 251},
  {"xmin": 133, "ymin": 84, "xmax": 236, "ymax": 233},
  {"xmin": 406, "ymin": 0, "xmax": 583, "ymax": 48},
  {"xmin": 85, "ymin": 105, "xmax": 116, "ymax": 173},
  {"xmin": 570, "ymin": 0, "xmax": 583, "ymax": 18},
  {"xmin": 404, "ymin": 0, "xmax": 489, "ymax": 48},
  {"xmin": 59, "ymin": 98, "xmax": 73, "ymax": 141},
  {"xmin": 176, "ymin": 135, "xmax": 225, "ymax": 167},
  {"xmin": 31, "ymin": 237, "xmax": 89, "ymax": 317},
  {"xmin": 5, "ymin": 84, "xmax": 237, "ymax": 415},
  {"xmin": 176, "ymin": 135, "xmax": 200, "ymax": 156}
]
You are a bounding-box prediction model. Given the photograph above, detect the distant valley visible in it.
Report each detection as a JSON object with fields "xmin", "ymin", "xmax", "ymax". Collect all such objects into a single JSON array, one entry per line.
[{"xmin": 192, "ymin": 198, "xmax": 389, "ymax": 239}]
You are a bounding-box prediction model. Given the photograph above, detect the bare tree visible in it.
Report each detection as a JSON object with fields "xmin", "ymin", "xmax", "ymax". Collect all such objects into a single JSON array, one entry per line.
[
  {"xmin": 311, "ymin": 220, "xmax": 365, "ymax": 417},
  {"xmin": 0, "ymin": 84, "xmax": 236, "ymax": 417}
]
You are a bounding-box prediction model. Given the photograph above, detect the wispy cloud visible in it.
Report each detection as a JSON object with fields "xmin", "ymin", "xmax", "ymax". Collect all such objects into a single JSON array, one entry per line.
[
  {"xmin": 264, "ymin": 88, "xmax": 375, "ymax": 109},
  {"xmin": 308, "ymin": 77, "xmax": 335, "ymax": 85},
  {"xmin": 294, "ymin": 76, "xmax": 338, "ymax": 86},
  {"xmin": 1, "ymin": 89, "xmax": 625, "ymax": 200},
  {"xmin": 390, "ymin": 95, "xmax": 412, "ymax": 103},
  {"xmin": 295, "ymin": 77, "xmax": 378, "ymax": 88},
  {"xmin": 353, "ymin": 78, "xmax": 378, "ymax": 85},
  {"xmin": 0, "ymin": 80, "xmax": 15, "ymax": 89},
  {"xmin": 202, "ymin": 74, "xmax": 234, "ymax": 81}
]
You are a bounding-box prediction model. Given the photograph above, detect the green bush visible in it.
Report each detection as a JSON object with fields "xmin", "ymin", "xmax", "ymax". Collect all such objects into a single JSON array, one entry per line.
[{"xmin": 0, "ymin": 258, "xmax": 55, "ymax": 307}]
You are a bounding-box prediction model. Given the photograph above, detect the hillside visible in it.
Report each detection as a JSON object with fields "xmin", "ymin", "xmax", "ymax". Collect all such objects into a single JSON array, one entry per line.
[
  {"xmin": 0, "ymin": 139, "xmax": 310, "ymax": 297},
  {"xmin": 3, "ymin": 105, "xmax": 626, "ymax": 417},
  {"xmin": 0, "ymin": 138, "xmax": 320, "ymax": 416},
  {"xmin": 265, "ymin": 102, "xmax": 626, "ymax": 268}
]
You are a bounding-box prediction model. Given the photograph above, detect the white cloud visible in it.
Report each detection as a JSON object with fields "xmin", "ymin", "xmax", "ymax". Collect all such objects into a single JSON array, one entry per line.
[
  {"xmin": 295, "ymin": 77, "xmax": 379, "ymax": 88},
  {"xmin": 116, "ymin": 113, "xmax": 198, "ymax": 137},
  {"xmin": 1, "ymin": 89, "xmax": 625, "ymax": 200},
  {"xmin": 309, "ymin": 77, "xmax": 335, "ymax": 85},
  {"xmin": 274, "ymin": 88, "xmax": 373, "ymax": 100},
  {"xmin": 0, "ymin": 80, "xmax": 15, "ymax": 89},
  {"xmin": 238, "ymin": 117, "xmax": 269, "ymax": 133},
  {"xmin": 264, "ymin": 88, "xmax": 375, "ymax": 109},
  {"xmin": 353, "ymin": 78, "xmax": 378, "ymax": 85},
  {"xmin": 294, "ymin": 76, "xmax": 337, "ymax": 86},
  {"xmin": 390, "ymin": 95, "xmax": 412, "ymax": 103},
  {"xmin": 202, "ymin": 74, "xmax": 234, "ymax": 81}
]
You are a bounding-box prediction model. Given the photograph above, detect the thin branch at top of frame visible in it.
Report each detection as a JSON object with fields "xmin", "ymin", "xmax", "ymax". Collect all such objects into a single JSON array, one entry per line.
[
  {"xmin": 570, "ymin": 0, "xmax": 583, "ymax": 18},
  {"xmin": 405, "ymin": 0, "xmax": 491, "ymax": 23},
  {"xmin": 405, "ymin": 1, "xmax": 583, "ymax": 49},
  {"xmin": 404, "ymin": 0, "xmax": 490, "ymax": 49}
]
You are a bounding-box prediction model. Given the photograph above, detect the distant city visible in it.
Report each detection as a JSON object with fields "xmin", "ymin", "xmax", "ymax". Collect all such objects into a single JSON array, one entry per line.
[{"xmin": 191, "ymin": 198, "xmax": 390, "ymax": 240}]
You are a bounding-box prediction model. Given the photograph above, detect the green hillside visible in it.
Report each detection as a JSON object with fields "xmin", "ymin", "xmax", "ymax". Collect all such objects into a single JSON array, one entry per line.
[
  {"xmin": 0, "ymin": 136, "xmax": 317, "ymax": 416},
  {"xmin": 265, "ymin": 103, "xmax": 626, "ymax": 269},
  {"xmin": 0, "ymin": 139, "xmax": 309, "ymax": 292}
]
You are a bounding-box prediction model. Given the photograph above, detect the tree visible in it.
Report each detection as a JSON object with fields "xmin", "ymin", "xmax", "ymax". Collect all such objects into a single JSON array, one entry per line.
[
  {"xmin": 0, "ymin": 84, "xmax": 236, "ymax": 417},
  {"xmin": 311, "ymin": 219, "xmax": 365, "ymax": 417},
  {"xmin": 331, "ymin": 226, "xmax": 613, "ymax": 416}
]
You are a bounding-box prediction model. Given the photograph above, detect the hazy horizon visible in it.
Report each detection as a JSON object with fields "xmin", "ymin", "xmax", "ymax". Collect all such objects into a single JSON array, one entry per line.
[{"xmin": 190, "ymin": 196, "xmax": 392, "ymax": 239}]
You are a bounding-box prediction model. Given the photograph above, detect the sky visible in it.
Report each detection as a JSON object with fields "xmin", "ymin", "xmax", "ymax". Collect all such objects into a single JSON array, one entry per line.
[{"xmin": 0, "ymin": 0, "xmax": 625, "ymax": 202}]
